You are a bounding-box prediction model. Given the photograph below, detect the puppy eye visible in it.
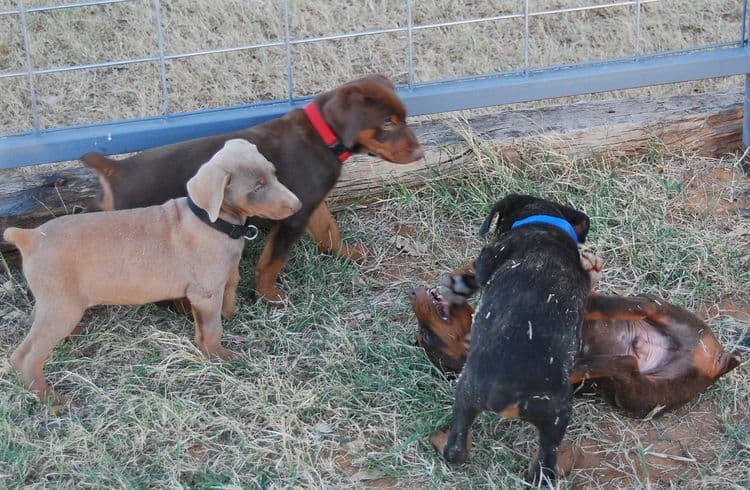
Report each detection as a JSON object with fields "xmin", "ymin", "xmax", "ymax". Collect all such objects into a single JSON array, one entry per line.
[
  {"xmin": 253, "ymin": 179, "xmax": 266, "ymax": 193},
  {"xmin": 382, "ymin": 119, "xmax": 395, "ymax": 131},
  {"xmin": 420, "ymin": 326, "xmax": 432, "ymax": 344}
]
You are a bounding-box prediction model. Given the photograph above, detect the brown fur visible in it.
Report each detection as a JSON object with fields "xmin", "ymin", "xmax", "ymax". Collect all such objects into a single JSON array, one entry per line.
[
  {"xmin": 411, "ymin": 258, "xmax": 743, "ymax": 418},
  {"xmin": 81, "ymin": 75, "xmax": 424, "ymax": 304},
  {"xmin": 5, "ymin": 140, "xmax": 301, "ymax": 401}
]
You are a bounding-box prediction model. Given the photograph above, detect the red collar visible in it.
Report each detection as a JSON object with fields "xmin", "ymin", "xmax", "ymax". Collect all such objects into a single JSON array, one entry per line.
[{"xmin": 303, "ymin": 103, "xmax": 352, "ymax": 163}]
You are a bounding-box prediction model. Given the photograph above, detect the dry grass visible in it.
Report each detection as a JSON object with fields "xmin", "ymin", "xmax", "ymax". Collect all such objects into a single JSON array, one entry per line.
[
  {"xmin": 1, "ymin": 0, "xmax": 749, "ymax": 488},
  {"xmin": 1, "ymin": 140, "xmax": 749, "ymax": 487},
  {"xmin": 0, "ymin": 0, "xmax": 745, "ymax": 133}
]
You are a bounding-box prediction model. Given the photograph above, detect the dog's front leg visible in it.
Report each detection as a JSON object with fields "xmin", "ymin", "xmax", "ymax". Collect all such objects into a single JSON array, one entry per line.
[
  {"xmin": 256, "ymin": 224, "xmax": 293, "ymax": 304},
  {"xmin": 306, "ymin": 201, "xmax": 367, "ymax": 262},
  {"xmin": 221, "ymin": 264, "xmax": 240, "ymax": 319},
  {"xmin": 188, "ymin": 289, "xmax": 240, "ymax": 361},
  {"xmin": 431, "ymin": 376, "xmax": 479, "ymax": 465}
]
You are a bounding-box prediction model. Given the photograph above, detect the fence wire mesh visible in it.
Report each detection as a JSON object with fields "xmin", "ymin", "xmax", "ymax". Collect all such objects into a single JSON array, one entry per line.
[{"xmin": 0, "ymin": 0, "xmax": 748, "ymax": 166}]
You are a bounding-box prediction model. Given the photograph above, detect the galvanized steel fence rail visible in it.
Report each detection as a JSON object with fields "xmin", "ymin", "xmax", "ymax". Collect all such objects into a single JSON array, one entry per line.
[{"xmin": 1, "ymin": 0, "xmax": 749, "ymax": 168}]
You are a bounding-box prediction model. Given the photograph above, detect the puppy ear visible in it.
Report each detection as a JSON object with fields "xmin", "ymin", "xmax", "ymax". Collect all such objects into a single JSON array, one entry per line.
[
  {"xmin": 556, "ymin": 205, "xmax": 591, "ymax": 243},
  {"xmin": 479, "ymin": 194, "xmax": 532, "ymax": 236},
  {"xmin": 81, "ymin": 152, "xmax": 120, "ymax": 211},
  {"xmin": 366, "ymin": 74, "xmax": 395, "ymax": 89},
  {"xmin": 323, "ymin": 86, "xmax": 364, "ymax": 149},
  {"xmin": 720, "ymin": 351, "xmax": 743, "ymax": 376},
  {"xmin": 186, "ymin": 161, "xmax": 230, "ymax": 222}
]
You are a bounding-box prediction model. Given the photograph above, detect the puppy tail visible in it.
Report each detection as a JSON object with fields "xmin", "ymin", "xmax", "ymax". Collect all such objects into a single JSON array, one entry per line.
[{"xmin": 3, "ymin": 227, "xmax": 36, "ymax": 254}]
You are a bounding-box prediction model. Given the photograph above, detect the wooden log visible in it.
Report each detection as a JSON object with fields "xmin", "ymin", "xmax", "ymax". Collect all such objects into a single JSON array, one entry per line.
[{"xmin": 0, "ymin": 89, "xmax": 744, "ymax": 251}]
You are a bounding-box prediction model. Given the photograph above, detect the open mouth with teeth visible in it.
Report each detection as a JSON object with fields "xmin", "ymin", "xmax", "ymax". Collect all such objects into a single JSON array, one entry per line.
[{"xmin": 429, "ymin": 287, "xmax": 450, "ymax": 322}]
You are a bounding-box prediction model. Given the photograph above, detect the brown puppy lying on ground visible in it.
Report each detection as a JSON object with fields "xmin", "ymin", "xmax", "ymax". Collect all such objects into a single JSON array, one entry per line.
[
  {"xmin": 410, "ymin": 258, "xmax": 743, "ymax": 418},
  {"xmin": 82, "ymin": 75, "xmax": 424, "ymax": 303},
  {"xmin": 428, "ymin": 194, "xmax": 592, "ymax": 483},
  {"xmin": 5, "ymin": 139, "xmax": 301, "ymax": 401}
]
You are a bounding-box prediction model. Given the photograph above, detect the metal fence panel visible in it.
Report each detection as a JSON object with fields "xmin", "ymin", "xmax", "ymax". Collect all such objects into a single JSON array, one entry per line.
[{"xmin": 1, "ymin": 0, "xmax": 748, "ymax": 168}]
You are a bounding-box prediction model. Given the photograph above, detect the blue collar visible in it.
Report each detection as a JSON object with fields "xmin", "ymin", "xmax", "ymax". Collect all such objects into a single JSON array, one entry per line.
[{"xmin": 511, "ymin": 215, "xmax": 579, "ymax": 245}]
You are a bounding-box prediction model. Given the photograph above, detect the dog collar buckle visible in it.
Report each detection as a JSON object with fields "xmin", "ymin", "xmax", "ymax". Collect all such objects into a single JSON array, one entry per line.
[
  {"xmin": 242, "ymin": 224, "xmax": 259, "ymax": 241},
  {"xmin": 327, "ymin": 140, "xmax": 349, "ymax": 158},
  {"xmin": 228, "ymin": 223, "xmax": 258, "ymax": 241}
]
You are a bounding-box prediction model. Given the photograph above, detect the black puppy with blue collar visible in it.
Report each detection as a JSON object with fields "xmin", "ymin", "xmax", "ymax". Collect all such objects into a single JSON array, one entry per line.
[{"xmin": 430, "ymin": 194, "xmax": 591, "ymax": 484}]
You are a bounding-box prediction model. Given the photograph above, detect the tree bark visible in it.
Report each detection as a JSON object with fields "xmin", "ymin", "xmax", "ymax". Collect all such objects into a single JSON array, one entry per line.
[{"xmin": 1, "ymin": 89, "xmax": 744, "ymax": 251}]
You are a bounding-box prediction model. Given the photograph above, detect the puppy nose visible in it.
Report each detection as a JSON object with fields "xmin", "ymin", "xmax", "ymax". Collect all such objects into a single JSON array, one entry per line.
[{"xmin": 412, "ymin": 145, "xmax": 425, "ymax": 160}]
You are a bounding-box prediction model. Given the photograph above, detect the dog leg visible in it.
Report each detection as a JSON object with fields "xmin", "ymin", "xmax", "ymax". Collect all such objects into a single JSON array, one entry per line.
[
  {"xmin": 188, "ymin": 290, "xmax": 240, "ymax": 361},
  {"xmin": 11, "ymin": 302, "xmax": 85, "ymax": 400},
  {"xmin": 221, "ymin": 264, "xmax": 240, "ymax": 319},
  {"xmin": 528, "ymin": 410, "xmax": 570, "ymax": 485},
  {"xmin": 578, "ymin": 248, "xmax": 603, "ymax": 291},
  {"xmin": 307, "ymin": 202, "xmax": 367, "ymax": 263},
  {"xmin": 569, "ymin": 355, "xmax": 639, "ymax": 384},
  {"xmin": 584, "ymin": 294, "xmax": 660, "ymax": 321},
  {"xmin": 435, "ymin": 404, "xmax": 479, "ymax": 465},
  {"xmin": 255, "ymin": 224, "xmax": 288, "ymax": 304}
]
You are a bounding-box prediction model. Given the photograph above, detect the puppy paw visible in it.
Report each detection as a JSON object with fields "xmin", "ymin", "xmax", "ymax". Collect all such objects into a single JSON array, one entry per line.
[
  {"xmin": 258, "ymin": 287, "xmax": 287, "ymax": 306},
  {"xmin": 430, "ymin": 430, "xmax": 450, "ymax": 454},
  {"xmin": 579, "ymin": 247, "xmax": 603, "ymax": 290},
  {"xmin": 341, "ymin": 241, "xmax": 369, "ymax": 263},
  {"xmin": 438, "ymin": 272, "xmax": 478, "ymax": 305},
  {"xmin": 204, "ymin": 346, "xmax": 242, "ymax": 361}
]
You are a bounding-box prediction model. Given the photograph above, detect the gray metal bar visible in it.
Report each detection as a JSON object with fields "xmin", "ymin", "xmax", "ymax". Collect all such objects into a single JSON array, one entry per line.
[
  {"xmin": 410, "ymin": 0, "xmax": 662, "ymax": 32},
  {"xmin": 634, "ymin": 0, "xmax": 641, "ymax": 59},
  {"xmin": 523, "ymin": 0, "xmax": 529, "ymax": 74},
  {"xmin": 406, "ymin": 0, "xmax": 414, "ymax": 88},
  {"xmin": 0, "ymin": 0, "xmax": 132, "ymax": 16},
  {"xmin": 152, "ymin": 0, "xmax": 170, "ymax": 116},
  {"xmin": 1, "ymin": 0, "xmax": 659, "ymax": 18},
  {"xmin": 283, "ymin": 0, "xmax": 293, "ymax": 102},
  {"xmin": 3, "ymin": 45, "xmax": 749, "ymax": 168},
  {"xmin": 404, "ymin": 46, "xmax": 750, "ymax": 114},
  {"xmin": 743, "ymin": 0, "xmax": 748, "ymax": 45},
  {"xmin": 17, "ymin": 1, "xmax": 39, "ymax": 132},
  {"xmin": 744, "ymin": 74, "xmax": 749, "ymax": 148}
]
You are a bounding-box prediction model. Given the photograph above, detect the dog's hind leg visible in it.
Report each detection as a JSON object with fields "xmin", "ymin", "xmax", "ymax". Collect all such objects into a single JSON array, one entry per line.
[
  {"xmin": 527, "ymin": 408, "xmax": 571, "ymax": 484},
  {"xmin": 11, "ymin": 301, "xmax": 85, "ymax": 400}
]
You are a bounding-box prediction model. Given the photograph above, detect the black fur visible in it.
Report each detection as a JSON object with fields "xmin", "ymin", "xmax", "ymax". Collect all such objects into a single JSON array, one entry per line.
[{"xmin": 437, "ymin": 194, "xmax": 591, "ymax": 483}]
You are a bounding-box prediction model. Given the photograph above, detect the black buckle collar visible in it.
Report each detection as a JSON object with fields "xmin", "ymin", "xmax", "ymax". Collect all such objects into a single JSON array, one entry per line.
[{"xmin": 187, "ymin": 197, "xmax": 259, "ymax": 240}]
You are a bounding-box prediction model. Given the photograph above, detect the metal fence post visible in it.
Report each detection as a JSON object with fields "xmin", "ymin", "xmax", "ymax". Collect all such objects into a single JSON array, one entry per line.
[{"xmin": 744, "ymin": 74, "xmax": 749, "ymax": 149}]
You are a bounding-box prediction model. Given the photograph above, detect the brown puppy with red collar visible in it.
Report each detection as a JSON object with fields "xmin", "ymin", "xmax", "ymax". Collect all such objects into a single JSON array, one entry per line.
[
  {"xmin": 410, "ymin": 259, "xmax": 743, "ymax": 418},
  {"xmin": 82, "ymin": 75, "xmax": 424, "ymax": 303}
]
